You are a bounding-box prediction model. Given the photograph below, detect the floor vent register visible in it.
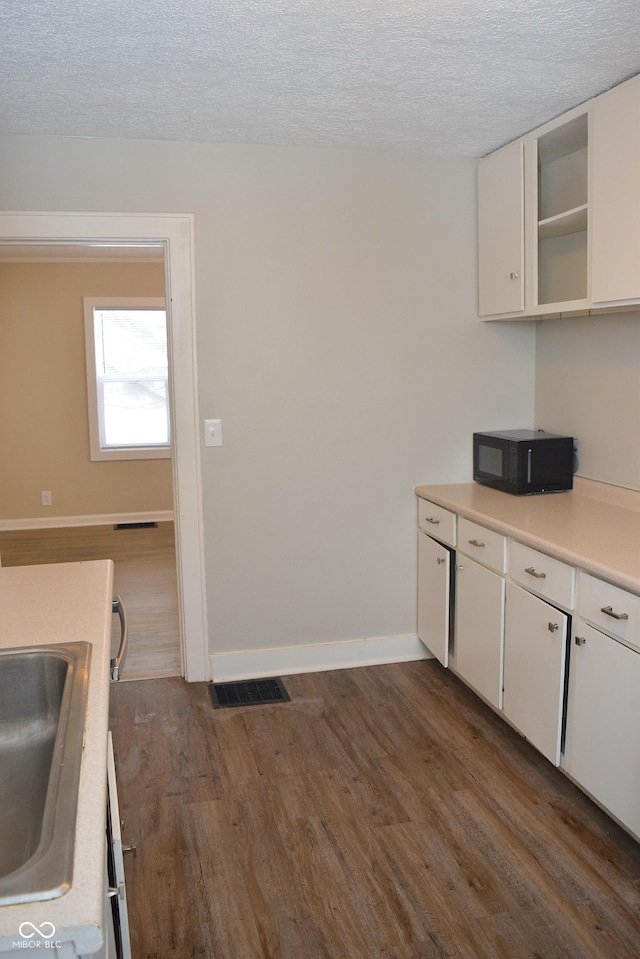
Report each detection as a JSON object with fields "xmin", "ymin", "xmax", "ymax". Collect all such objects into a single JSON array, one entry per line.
[
  {"xmin": 114, "ymin": 522, "xmax": 159, "ymax": 530},
  {"xmin": 208, "ymin": 677, "xmax": 290, "ymax": 709}
]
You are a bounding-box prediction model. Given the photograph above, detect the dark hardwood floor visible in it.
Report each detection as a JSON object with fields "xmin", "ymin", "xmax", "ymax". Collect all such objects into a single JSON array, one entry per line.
[{"xmin": 109, "ymin": 661, "xmax": 640, "ymax": 959}]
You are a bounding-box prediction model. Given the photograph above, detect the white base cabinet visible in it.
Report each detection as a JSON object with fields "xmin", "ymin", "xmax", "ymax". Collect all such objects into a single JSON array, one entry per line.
[
  {"xmin": 417, "ymin": 529, "xmax": 451, "ymax": 667},
  {"xmin": 416, "ymin": 490, "xmax": 640, "ymax": 841},
  {"xmin": 503, "ymin": 581, "xmax": 569, "ymax": 766},
  {"xmin": 564, "ymin": 621, "xmax": 640, "ymax": 838},
  {"xmin": 455, "ymin": 557, "xmax": 505, "ymax": 710}
]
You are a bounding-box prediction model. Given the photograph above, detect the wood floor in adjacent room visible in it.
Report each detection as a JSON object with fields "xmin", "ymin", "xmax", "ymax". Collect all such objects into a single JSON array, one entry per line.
[
  {"xmin": 109, "ymin": 660, "xmax": 640, "ymax": 959},
  {"xmin": 0, "ymin": 522, "xmax": 181, "ymax": 680}
]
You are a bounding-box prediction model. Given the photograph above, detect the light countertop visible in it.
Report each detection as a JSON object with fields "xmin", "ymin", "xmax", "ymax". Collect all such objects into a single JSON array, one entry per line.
[
  {"xmin": 0, "ymin": 560, "xmax": 114, "ymax": 956},
  {"xmin": 415, "ymin": 480, "xmax": 640, "ymax": 596}
]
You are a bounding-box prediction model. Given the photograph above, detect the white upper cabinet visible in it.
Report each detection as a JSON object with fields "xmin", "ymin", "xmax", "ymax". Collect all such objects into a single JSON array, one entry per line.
[
  {"xmin": 478, "ymin": 141, "xmax": 524, "ymax": 316},
  {"xmin": 591, "ymin": 73, "xmax": 640, "ymax": 304},
  {"xmin": 478, "ymin": 71, "xmax": 640, "ymax": 320}
]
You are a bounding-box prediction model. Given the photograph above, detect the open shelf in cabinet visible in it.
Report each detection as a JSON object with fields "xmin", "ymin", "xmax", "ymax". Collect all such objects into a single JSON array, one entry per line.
[
  {"xmin": 538, "ymin": 203, "xmax": 587, "ymax": 240},
  {"xmin": 537, "ymin": 114, "xmax": 588, "ymax": 306}
]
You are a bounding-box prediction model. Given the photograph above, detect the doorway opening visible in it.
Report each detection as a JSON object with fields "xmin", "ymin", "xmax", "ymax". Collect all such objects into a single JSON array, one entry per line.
[
  {"xmin": 0, "ymin": 243, "xmax": 180, "ymax": 678},
  {"xmin": 0, "ymin": 213, "xmax": 208, "ymax": 682}
]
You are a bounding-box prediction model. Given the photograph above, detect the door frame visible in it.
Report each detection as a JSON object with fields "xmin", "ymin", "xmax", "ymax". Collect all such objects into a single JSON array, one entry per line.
[{"xmin": 0, "ymin": 211, "xmax": 209, "ymax": 681}]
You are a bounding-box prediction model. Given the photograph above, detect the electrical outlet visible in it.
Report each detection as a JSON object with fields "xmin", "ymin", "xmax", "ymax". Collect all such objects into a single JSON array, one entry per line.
[{"xmin": 41, "ymin": 490, "xmax": 52, "ymax": 507}]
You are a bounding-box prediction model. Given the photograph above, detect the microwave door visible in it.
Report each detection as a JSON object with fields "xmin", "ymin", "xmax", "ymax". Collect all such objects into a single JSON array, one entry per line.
[{"xmin": 477, "ymin": 443, "xmax": 504, "ymax": 480}]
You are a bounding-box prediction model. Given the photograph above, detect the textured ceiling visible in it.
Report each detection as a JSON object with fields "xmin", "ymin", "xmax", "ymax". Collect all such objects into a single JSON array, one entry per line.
[{"xmin": 1, "ymin": 0, "xmax": 639, "ymax": 156}]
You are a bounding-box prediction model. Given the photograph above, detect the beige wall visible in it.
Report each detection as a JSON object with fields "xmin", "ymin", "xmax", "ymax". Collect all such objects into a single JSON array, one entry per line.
[
  {"xmin": 534, "ymin": 311, "xmax": 640, "ymax": 491},
  {"xmin": 0, "ymin": 134, "xmax": 536, "ymax": 655},
  {"xmin": 0, "ymin": 260, "xmax": 173, "ymax": 520}
]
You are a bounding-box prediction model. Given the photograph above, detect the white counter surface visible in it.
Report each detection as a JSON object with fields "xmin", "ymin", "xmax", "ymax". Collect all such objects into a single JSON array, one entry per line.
[
  {"xmin": 0, "ymin": 560, "xmax": 114, "ymax": 956},
  {"xmin": 415, "ymin": 480, "xmax": 640, "ymax": 596}
]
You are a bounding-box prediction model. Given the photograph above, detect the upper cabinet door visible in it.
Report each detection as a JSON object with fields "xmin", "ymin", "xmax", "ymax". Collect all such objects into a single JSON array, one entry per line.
[
  {"xmin": 591, "ymin": 73, "xmax": 640, "ymax": 303},
  {"xmin": 478, "ymin": 140, "xmax": 524, "ymax": 316}
]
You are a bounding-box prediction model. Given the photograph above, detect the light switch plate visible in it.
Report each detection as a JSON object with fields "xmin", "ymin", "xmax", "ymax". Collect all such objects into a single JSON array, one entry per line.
[{"xmin": 204, "ymin": 419, "xmax": 222, "ymax": 447}]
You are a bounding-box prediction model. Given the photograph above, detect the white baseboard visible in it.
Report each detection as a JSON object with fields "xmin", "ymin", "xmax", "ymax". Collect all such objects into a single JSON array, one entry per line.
[
  {"xmin": 210, "ymin": 633, "xmax": 430, "ymax": 682},
  {"xmin": 0, "ymin": 510, "xmax": 174, "ymax": 531}
]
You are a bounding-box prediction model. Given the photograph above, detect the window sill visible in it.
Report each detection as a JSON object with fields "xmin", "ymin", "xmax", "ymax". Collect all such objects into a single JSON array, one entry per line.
[{"xmin": 89, "ymin": 447, "xmax": 171, "ymax": 462}]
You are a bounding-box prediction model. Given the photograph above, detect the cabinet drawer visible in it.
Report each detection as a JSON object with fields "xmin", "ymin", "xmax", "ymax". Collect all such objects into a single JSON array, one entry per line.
[
  {"xmin": 417, "ymin": 499, "xmax": 456, "ymax": 547},
  {"xmin": 457, "ymin": 517, "xmax": 507, "ymax": 573},
  {"xmin": 509, "ymin": 540, "xmax": 575, "ymax": 609},
  {"xmin": 578, "ymin": 572, "xmax": 640, "ymax": 650}
]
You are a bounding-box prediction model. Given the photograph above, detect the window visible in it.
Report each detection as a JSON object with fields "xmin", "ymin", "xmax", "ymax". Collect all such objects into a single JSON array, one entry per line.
[{"xmin": 84, "ymin": 297, "xmax": 170, "ymax": 461}]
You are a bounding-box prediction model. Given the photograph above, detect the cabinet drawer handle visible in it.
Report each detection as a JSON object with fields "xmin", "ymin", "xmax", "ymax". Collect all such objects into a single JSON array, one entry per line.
[
  {"xmin": 548, "ymin": 622, "xmax": 559, "ymax": 633},
  {"xmin": 437, "ymin": 557, "xmax": 446, "ymax": 565},
  {"xmin": 575, "ymin": 636, "xmax": 586, "ymax": 646},
  {"xmin": 600, "ymin": 605, "xmax": 629, "ymax": 621},
  {"xmin": 425, "ymin": 517, "xmax": 440, "ymax": 525},
  {"xmin": 468, "ymin": 539, "xmax": 485, "ymax": 548},
  {"xmin": 510, "ymin": 272, "xmax": 519, "ymax": 279},
  {"xmin": 525, "ymin": 566, "xmax": 546, "ymax": 579}
]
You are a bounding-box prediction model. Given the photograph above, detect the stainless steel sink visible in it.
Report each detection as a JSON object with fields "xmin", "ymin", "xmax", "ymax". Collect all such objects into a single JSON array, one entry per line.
[{"xmin": 0, "ymin": 642, "xmax": 91, "ymax": 905}]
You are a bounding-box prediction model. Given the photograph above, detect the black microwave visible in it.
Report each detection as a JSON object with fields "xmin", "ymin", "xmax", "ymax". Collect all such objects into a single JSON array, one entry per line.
[{"xmin": 473, "ymin": 429, "xmax": 574, "ymax": 495}]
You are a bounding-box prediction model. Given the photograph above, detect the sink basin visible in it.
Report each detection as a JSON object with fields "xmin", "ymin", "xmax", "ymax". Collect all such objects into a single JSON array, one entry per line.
[{"xmin": 0, "ymin": 642, "xmax": 91, "ymax": 905}]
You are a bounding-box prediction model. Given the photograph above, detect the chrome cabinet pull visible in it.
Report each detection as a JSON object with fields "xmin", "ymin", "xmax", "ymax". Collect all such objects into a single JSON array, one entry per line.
[
  {"xmin": 425, "ymin": 517, "xmax": 440, "ymax": 525},
  {"xmin": 548, "ymin": 622, "xmax": 559, "ymax": 632},
  {"xmin": 510, "ymin": 272, "xmax": 519, "ymax": 279},
  {"xmin": 436, "ymin": 557, "xmax": 446, "ymax": 565},
  {"xmin": 468, "ymin": 539, "xmax": 486, "ymax": 548},
  {"xmin": 457, "ymin": 564, "xmax": 464, "ymax": 571},
  {"xmin": 575, "ymin": 636, "xmax": 586, "ymax": 646},
  {"xmin": 525, "ymin": 566, "xmax": 546, "ymax": 579},
  {"xmin": 111, "ymin": 595, "xmax": 128, "ymax": 682},
  {"xmin": 601, "ymin": 605, "xmax": 629, "ymax": 621}
]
